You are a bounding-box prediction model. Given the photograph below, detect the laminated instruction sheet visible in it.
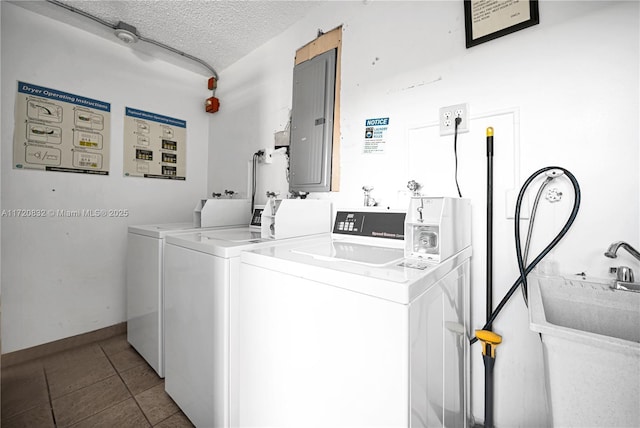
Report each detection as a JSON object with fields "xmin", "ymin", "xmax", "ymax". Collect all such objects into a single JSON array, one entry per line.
[
  {"xmin": 363, "ymin": 117, "xmax": 389, "ymax": 154},
  {"xmin": 13, "ymin": 81, "xmax": 111, "ymax": 175},
  {"xmin": 123, "ymin": 107, "xmax": 186, "ymax": 180}
]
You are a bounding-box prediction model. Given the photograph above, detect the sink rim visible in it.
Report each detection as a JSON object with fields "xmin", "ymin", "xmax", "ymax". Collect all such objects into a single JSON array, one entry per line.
[
  {"xmin": 528, "ymin": 274, "xmax": 640, "ymax": 354},
  {"xmin": 614, "ymin": 280, "xmax": 640, "ymax": 292}
]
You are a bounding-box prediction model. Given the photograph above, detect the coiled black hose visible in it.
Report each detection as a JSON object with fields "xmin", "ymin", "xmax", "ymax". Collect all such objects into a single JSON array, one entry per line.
[{"xmin": 471, "ymin": 166, "xmax": 581, "ymax": 343}]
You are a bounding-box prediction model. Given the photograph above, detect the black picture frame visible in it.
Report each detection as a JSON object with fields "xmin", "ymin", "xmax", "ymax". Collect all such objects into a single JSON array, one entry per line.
[{"xmin": 464, "ymin": 0, "xmax": 539, "ymax": 48}]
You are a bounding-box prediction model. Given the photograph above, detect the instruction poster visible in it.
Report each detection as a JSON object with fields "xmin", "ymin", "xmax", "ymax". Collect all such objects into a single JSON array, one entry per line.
[
  {"xmin": 13, "ymin": 81, "xmax": 111, "ymax": 175},
  {"xmin": 363, "ymin": 117, "xmax": 389, "ymax": 154},
  {"xmin": 123, "ymin": 107, "xmax": 186, "ymax": 180},
  {"xmin": 470, "ymin": 0, "xmax": 531, "ymax": 40}
]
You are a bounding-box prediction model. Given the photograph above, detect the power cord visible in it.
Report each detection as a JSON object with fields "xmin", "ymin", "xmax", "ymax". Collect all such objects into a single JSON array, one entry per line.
[{"xmin": 454, "ymin": 117, "xmax": 463, "ymax": 197}]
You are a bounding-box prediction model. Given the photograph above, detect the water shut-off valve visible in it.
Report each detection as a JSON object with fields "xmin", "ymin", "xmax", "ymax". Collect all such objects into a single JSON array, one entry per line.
[{"xmin": 362, "ymin": 186, "xmax": 377, "ymax": 207}]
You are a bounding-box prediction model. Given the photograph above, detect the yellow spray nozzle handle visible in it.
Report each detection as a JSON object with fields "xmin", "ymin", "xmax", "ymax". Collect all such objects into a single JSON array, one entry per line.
[{"xmin": 475, "ymin": 330, "xmax": 502, "ymax": 358}]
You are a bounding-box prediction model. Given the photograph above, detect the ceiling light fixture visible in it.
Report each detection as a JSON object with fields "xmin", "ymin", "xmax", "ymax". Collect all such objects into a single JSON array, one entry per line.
[{"xmin": 114, "ymin": 21, "xmax": 139, "ymax": 44}]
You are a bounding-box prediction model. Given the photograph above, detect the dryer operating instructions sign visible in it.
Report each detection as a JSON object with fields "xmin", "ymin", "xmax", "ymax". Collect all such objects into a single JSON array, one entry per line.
[
  {"xmin": 123, "ymin": 107, "xmax": 186, "ymax": 180},
  {"xmin": 13, "ymin": 81, "xmax": 111, "ymax": 175}
]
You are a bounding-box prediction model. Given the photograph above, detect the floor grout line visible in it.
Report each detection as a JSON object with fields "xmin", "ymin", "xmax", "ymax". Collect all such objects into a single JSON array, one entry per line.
[
  {"xmin": 42, "ymin": 364, "xmax": 58, "ymax": 427},
  {"xmin": 113, "ymin": 355, "xmax": 185, "ymax": 426},
  {"xmin": 152, "ymin": 408, "xmax": 184, "ymax": 427},
  {"xmin": 0, "ymin": 361, "xmax": 55, "ymax": 426},
  {"xmin": 43, "ymin": 346, "xmax": 118, "ymax": 402},
  {"xmin": 49, "ymin": 374, "xmax": 131, "ymax": 428},
  {"xmin": 44, "ymin": 344, "xmax": 131, "ymax": 427},
  {"xmin": 2, "ymin": 335, "xmax": 188, "ymax": 428},
  {"xmin": 100, "ymin": 342, "xmax": 155, "ymax": 427}
]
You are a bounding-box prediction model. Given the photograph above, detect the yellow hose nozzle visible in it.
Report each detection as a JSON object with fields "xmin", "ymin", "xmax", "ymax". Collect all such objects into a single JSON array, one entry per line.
[
  {"xmin": 486, "ymin": 127, "xmax": 494, "ymax": 137},
  {"xmin": 476, "ymin": 329, "xmax": 502, "ymax": 358}
]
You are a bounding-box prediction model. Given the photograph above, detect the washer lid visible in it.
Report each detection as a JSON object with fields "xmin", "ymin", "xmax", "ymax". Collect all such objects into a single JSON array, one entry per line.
[
  {"xmin": 165, "ymin": 228, "xmax": 330, "ymax": 258},
  {"xmin": 241, "ymin": 237, "xmax": 472, "ymax": 304},
  {"xmin": 292, "ymin": 241, "xmax": 404, "ymax": 266},
  {"xmin": 128, "ymin": 222, "xmax": 200, "ymax": 238},
  {"xmin": 201, "ymin": 228, "xmax": 263, "ymax": 243}
]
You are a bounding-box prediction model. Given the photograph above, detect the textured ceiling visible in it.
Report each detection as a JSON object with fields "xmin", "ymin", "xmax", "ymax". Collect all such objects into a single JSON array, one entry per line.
[{"xmin": 12, "ymin": 0, "xmax": 325, "ymax": 77}]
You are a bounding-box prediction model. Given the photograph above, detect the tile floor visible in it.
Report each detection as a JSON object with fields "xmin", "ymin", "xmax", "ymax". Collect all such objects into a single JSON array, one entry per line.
[{"xmin": 1, "ymin": 334, "xmax": 194, "ymax": 427}]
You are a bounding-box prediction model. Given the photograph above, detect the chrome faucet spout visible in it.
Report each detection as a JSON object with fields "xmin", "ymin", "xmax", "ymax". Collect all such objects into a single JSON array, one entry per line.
[{"xmin": 605, "ymin": 241, "xmax": 640, "ymax": 262}]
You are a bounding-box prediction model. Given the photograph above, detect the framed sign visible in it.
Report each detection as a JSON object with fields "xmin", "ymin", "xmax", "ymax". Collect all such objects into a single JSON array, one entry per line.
[{"xmin": 464, "ymin": 0, "xmax": 539, "ymax": 48}]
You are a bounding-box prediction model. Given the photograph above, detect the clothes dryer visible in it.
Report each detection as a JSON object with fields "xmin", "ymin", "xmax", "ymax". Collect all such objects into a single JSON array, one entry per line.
[
  {"xmin": 237, "ymin": 199, "xmax": 472, "ymax": 427},
  {"xmin": 163, "ymin": 199, "xmax": 332, "ymax": 428}
]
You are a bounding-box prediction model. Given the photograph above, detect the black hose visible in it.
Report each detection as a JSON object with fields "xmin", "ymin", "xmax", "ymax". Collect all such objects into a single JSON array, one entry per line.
[
  {"xmin": 521, "ymin": 176, "xmax": 554, "ymax": 306},
  {"xmin": 523, "ymin": 177, "xmax": 554, "ymax": 266},
  {"xmin": 472, "ymin": 166, "xmax": 581, "ymax": 340}
]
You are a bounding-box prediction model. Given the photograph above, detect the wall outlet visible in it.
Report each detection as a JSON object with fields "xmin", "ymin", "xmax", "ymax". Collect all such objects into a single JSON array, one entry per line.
[
  {"xmin": 262, "ymin": 147, "xmax": 274, "ymax": 164},
  {"xmin": 439, "ymin": 103, "xmax": 469, "ymax": 136}
]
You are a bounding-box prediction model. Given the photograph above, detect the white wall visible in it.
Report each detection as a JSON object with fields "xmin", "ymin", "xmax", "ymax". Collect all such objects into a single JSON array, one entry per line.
[
  {"xmin": 210, "ymin": 1, "xmax": 639, "ymax": 426},
  {"xmin": 1, "ymin": 3, "xmax": 210, "ymax": 353}
]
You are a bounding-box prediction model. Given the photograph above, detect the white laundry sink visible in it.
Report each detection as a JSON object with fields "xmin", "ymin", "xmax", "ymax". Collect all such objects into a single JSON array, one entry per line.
[
  {"xmin": 529, "ymin": 275, "xmax": 639, "ymax": 343},
  {"xmin": 528, "ymin": 275, "xmax": 640, "ymax": 427}
]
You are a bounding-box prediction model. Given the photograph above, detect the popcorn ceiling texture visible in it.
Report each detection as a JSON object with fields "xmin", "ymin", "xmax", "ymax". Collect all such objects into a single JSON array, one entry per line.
[{"xmin": 14, "ymin": 0, "xmax": 323, "ymax": 75}]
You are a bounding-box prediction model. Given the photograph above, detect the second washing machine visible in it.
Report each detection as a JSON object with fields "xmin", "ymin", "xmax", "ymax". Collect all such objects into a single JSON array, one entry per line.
[
  {"xmin": 163, "ymin": 198, "xmax": 332, "ymax": 428},
  {"xmin": 126, "ymin": 198, "xmax": 250, "ymax": 377}
]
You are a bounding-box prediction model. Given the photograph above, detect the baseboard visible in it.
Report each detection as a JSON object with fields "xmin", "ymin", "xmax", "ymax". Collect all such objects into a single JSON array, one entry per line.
[{"xmin": 1, "ymin": 322, "xmax": 126, "ymax": 367}]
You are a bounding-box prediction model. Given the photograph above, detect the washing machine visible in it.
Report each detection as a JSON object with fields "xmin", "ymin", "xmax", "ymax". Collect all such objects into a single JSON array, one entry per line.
[
  {"xmin": 126, "ymin": 198, "xmax": 250, "ymax": 377},
  {"xmin": 237, "ymin": 197, "xmax": 472, "ymax": 428},
  {"xmin": 163, "ymin": 199, "xmax": 332, "ymax": 428}
]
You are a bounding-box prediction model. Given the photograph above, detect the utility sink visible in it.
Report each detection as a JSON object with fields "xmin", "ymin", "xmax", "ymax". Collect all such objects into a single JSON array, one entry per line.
[
  {"xmin": 529, "ymin": 275, "xmax": 640, "ymax": 343},
  {"xmin": 528, "ymin": 275, "xmax": 640, "ymax": 427}
]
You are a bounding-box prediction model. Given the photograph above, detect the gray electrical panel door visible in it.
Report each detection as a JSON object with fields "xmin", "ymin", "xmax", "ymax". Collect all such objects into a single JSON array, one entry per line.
[{"xmin": 289, "ymin": 49, "xmax": 336, "ymax": 192}]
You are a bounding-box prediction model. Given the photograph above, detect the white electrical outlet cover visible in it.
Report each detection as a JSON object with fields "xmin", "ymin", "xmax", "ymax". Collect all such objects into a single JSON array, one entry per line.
[{"xmin": 439, "ymin": 103, "xmax": 469, "ymax": 136}]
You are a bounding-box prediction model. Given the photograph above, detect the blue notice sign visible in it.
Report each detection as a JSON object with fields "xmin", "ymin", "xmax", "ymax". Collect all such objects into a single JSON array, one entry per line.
[
  {"xmin": 363, "ymin": 117, "xmax": 390, "ymax": 154},
  {"xmin": 365, "ymin": 117, "xmax": 389, "ymax": 126}
]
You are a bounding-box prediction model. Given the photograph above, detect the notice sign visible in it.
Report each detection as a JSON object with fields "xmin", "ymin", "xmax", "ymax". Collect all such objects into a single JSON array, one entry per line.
[
  {"xmin": 123, "ymin": 107, "xmax": 186, "ymax": 180},
  {"xmin": 363, "ymin": 117, "xmax": 389, "ymax": 154},
  {"xmin": 13, "ymin": 81, "xmax": 111, "ymax": 175}
]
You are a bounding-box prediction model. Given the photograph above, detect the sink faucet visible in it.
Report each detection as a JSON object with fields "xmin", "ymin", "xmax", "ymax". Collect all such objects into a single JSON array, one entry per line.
[{"xmin": 604, "ymin": 241, "xmax": 640, "ymax": 262}]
